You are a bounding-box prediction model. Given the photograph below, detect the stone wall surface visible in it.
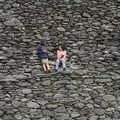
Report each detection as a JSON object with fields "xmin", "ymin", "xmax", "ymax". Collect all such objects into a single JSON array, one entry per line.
[{"xmin": 0, "ymin": 0, "xmax": 120, "ymax": 119}]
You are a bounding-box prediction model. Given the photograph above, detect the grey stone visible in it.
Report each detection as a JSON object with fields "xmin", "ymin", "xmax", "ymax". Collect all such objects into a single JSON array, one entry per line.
[
  {"xmin": 12, "ymin": 3, "xmax": 20, "ymax": 7},
  {"xmin": 46, "ymin": 104, "xmax": 58, "ymax": 109},
  {"xmin": 54, "ymin": 93, "xmax": 66, "ymax": 99},
  {"xmin": 14, "ymin": 114, "xmax": 22, "ymax": 120},
  {"xmin": 95, "ymin": 109, "xmax": 105, "ymax": 115},
  {"xmin": 74, "ymin": 102, "xmax": 85, "ymax": 109},
  {"xmin": 66, "ymin": 84, "xmax": 78, "ymax": 90},
  {"xmin": 89, "ymin": 116, "xmax": 98, "ymax": 120},
  {"xmin": 57, "ymin": 27, "xmax": 66, "ymax": 32},
  {"xmin": 0, "ymin": 110, "xmax": 3, "ymax": 116},
  {"xmin": 0, "ymin": 0, "xmax": 5, "ymax": 2},
  {"xmin": 64, "ymin": 0, "xmax": 70, "ymax": 2},
  {"xmin": 95, "ymin": 79, "xmax": 112, "ymax": 83},
  {"xmin": 76, "ymin": 117, "xmax": 87, "ymax": 120},
  {"xmin": 74, "ymin": 0, "xmax": 82, "ymax": 3},
  {"xmin": 87, "ymin": 104, "xmax": 94, "ymax": 109},
  {"xmin": 117, "ymin": 97, "xmax": 120, "ymax": 102},
  {"xmin": 0, "ymin": 56, "xmax": 7, "ymax": 60},
  {"xmin": 22, "ymin": 88, "xmax": 32, "ymax": 94},
  {"xmin": 0, "ymin": 85, "xmax": 3, "ymax": 89},
  {"xmin": 102, "ymin": 24, "xmax": 114, "ymax": 31},
  {"xmin": 1, "ymin": 75, "xmax": 17, "ymax": 81},
  {"xmin": 22, "ymin": 118, "xmax": 31, "ymax": 120},
  {"xmin": 27, "ymin": 102, "xmax": 40, "ymax": 108},
  {"xmin": 84, "ymin": 79, "xmax": 93, "ymax": 84},
  {"xmin": 15, "ymin": 74, "xmax": 26, "ymax": 80},
  {"xmin": 39, "ymin": 118, "xmax": 50, "ymax": 120},
  {"xmin": 4, "ymin": 18, "xmax": 24, "ymax": 27},
  {"xmin": 55, "ymin": 113, "xmax": 69, "ymax": 120},
  {"xmin": 101, "ymin": 101, "xmax": 109, "ymax": 108},
  {"xmin": 12, "ymin": 100, "xmax": 21, "ymax": 107},
  {"xmin": 37, "ymin": 99, "xmax": 48, "ymax": 106},
  {"xmin": 6, "ymin": 109, "xmax": 15, "ymax": 114},
  {"xmin": 95, "ymin": 67, "xmax": 106, "ymax": 72},
  {"xmin": 117, "ymin": 12, "xmax": 120, "ymax": 17},
  {"xmin": 111, "ymin": 73, "xmax": 120, "ymax": 80},
  {"xmin": 42, "ymin": 80, "xmax": 51, "ymax": 86},
  {"xmin": 104, "ymin": 118, "xmax": 112, "ymax": 120},
  {"xmin": 55, "ymin": 106, "xmax": 66, "ymax": 113},
  {"xmin": 3, "ymin": 115, "xmax": 13, "ymax": 120},
  {"xmin": 18, "ymin": 82, "xmax": 31, "ymax": 87},
  {"xmin": 42, "ymin": 109, "xmax": 54, "ymax": 117},
  {"xmin": 77, "ymin": 41, "xmax": 84, "ymax": 45},
  {"xmin": 103, "ymin": 95, "xmax": 116, "ymax": 102},
  {"xmin": 71, "ymin": 112, "xmax": 80, "ymax": 118},
  {"xmin": 0, "ymin": 101, "xmax": 5, "ymax": 107},
  {"xmin": 83, "ymin": 12, "xmax": 91, "ymax": 17},
  {"xmin": 44, "ymin": 92, "xmax": 53, "ymax": 98}
]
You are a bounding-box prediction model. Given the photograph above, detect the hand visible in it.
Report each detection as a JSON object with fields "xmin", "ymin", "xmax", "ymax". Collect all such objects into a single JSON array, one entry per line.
[
  {"xmin": 66, "ymin": 55, "xmax": 69, "ymax": 58},
  {"xmin": 60, "ymin": 55, "xmax": 64, "ymax": 58},
  {"xmin": 43, "ymin": 49, "xmax": 47, "ymax": 53}
]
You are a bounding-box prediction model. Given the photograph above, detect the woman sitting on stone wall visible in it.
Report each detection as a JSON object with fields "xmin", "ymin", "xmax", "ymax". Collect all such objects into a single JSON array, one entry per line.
[{"xmin": 55, "ymin": 45, "xmax": 67, "ymax": 71}]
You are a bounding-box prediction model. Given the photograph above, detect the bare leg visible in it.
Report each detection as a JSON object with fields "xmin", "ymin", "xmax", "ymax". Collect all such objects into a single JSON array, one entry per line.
[
  {"xmin": 62, "ymin": 59, "xmax": 66, "ymax": 69},
  {"xmin": 43, "ymin": 64, "xmax": 47, "ymax": 71},
  {"xmin": 55, "ymin": 59, "xmax": 60, "ymax": 70},
  {"xmin": 46, "ymin": 63, "xmax": 51, "ymax": 71}
]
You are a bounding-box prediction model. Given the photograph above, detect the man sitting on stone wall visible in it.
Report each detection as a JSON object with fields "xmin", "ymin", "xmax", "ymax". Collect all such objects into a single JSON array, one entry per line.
[{"xmin": 37, "ymin": 38, "xmax": 51, "ymax": 72}]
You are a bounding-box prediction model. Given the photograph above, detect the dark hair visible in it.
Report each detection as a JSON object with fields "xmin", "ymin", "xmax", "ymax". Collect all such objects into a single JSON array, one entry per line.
[
  {"xmin": 40, "ymin": 39, "xmax": 47, "ymax": 46},
  {"xmin": 59, "ymin": 44, "xmax": 66, "ymax": 51},
  {"xmin": 40, "ymin": 42, "xmax": 46, "ymax": 46}
]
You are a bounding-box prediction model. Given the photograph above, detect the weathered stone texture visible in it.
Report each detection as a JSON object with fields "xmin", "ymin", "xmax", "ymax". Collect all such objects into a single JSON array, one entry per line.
[{"xmin": 0, "ymin": 0, "xmax": 120, "ymax": 119}]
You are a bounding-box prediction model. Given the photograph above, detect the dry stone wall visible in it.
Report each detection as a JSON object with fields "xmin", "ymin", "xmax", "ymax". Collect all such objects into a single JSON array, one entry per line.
[{"xmin": 0, "ymin": 0, "xmax": 120, "ymax": 120}]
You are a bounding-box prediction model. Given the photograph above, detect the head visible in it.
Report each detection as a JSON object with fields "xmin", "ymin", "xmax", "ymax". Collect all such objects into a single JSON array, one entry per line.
[
  {"xmin": 58, "ymin": 45, "xmax": 65, "ymax": 51},
  {"xmin": 40, "ymin": 39, "xmax": 47, "ymax": 46}
]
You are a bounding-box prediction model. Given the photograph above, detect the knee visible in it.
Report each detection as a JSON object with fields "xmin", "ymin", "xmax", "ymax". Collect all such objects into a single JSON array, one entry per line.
[
  {"xmin": 56, "ymin": 59, "xmax": 60, "ymax": 62},
  {"xmin": 62, "ymin": 59, "xmax": 66, "ymax": 63}
]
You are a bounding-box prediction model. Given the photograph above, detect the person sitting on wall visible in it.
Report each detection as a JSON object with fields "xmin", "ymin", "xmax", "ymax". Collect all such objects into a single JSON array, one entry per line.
[
  {"xmin": 55, "ymin": 45, "xmax": 67, "ymax": 71},
  {"xmin": 37, "ymin": 38, "xmax": 51, "ymax": 72}
]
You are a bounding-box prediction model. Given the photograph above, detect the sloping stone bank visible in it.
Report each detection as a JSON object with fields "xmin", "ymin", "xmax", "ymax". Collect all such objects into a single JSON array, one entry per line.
[{"xmin": 0, "ymin": 0, "xmax": 120, "ymax": 119}]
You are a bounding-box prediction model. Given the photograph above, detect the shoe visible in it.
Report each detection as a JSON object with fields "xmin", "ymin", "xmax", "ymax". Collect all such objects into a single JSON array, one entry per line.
[
  {"xmin": 47, "ymin": 69, "xmax": 52, "ymax": 73},
  {"xmin": 43, "ymin": 71, "xmax": 47, "ymax": 73},
  {"xmin": 63, "ymin": 68, "xmax": 66, "ymax": 71},
  {"xmin": 54, "ymin": 69, "xmax": 58, "ymax": 72}
]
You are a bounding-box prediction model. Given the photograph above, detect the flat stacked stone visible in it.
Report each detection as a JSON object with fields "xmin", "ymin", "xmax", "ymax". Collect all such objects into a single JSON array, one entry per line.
[{"xmin": 0, "ymin": 0, "xmax": 120, "ymax": 119}]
